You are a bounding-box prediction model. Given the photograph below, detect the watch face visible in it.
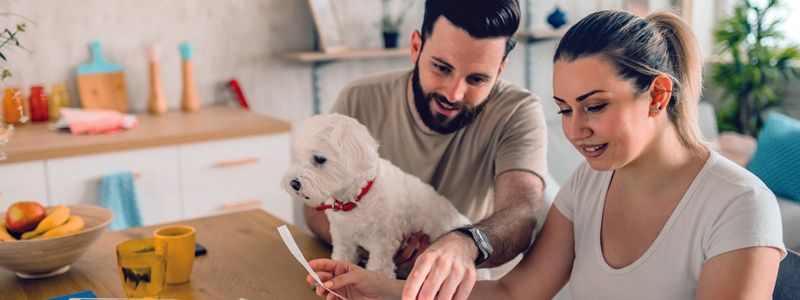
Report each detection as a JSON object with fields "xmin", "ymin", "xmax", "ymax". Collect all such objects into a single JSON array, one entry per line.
[{"xmin": 475, "ymin": 229, "xmax": 493, "ymax": 253}]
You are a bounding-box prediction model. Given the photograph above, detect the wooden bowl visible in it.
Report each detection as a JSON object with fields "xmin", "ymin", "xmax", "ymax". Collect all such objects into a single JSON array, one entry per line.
[{"xmin": 0, "ymin": 204, "xmax": 113, "ymax": 278}]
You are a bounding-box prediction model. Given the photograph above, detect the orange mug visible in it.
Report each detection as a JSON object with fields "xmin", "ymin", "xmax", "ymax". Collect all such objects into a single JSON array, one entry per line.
[{"xmin": 153, "ymin": 225, "xmax": 196, "ymax": 284}]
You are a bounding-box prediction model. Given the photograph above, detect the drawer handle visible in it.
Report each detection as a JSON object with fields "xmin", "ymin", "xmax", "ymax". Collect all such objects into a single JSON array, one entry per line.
[
  {"xmin": 94, "ymin": 172, "xmax": 142, "ymax": 182},
  {"xmin": 214, "ymin": 157, "xmax": 260, "ymax": 168},
  {"xmin": 219, "ymin": 198, "xmax": 261, "ymax": 211}
]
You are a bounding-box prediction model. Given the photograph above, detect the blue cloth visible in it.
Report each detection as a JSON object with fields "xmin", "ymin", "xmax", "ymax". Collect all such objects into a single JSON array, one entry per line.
[
  {"xmin": 99, "ymin": 171, "xmax": 142, "ymax": 230},
  {"xmin": 48, "ymin": 290, "xmax": 96, "ymax": 300},
  {"xmin": 747, "ymin": 112, "xmax": 800, "ymax": 202}
]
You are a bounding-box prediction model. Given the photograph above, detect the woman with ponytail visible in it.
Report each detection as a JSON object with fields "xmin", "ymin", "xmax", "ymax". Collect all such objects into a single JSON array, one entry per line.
[{"xmin": 305, "ymin": 10, "xmax": 786, "ymax": 300}]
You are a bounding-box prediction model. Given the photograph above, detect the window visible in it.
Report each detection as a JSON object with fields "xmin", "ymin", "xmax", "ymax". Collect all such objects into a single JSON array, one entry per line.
[{"xmin": 780, "ymin": 1, "xmax": 799, "ymax": 43}]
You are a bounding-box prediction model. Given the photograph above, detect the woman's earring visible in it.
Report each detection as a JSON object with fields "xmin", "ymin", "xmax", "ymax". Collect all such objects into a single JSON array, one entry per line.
[{"xmin": 652, "ymin": 106, "xmax": 662, "ymax": 113}]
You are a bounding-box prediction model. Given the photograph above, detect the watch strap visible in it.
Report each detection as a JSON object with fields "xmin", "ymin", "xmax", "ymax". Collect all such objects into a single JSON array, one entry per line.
[{"xmin": 452, "ymin": 226, "xmax": 490, "ymax": 266}]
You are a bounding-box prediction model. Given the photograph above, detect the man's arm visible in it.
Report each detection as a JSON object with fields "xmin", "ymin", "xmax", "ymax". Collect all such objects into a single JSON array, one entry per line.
[
  {"xmin": 471, "ymin": 206, "xmax": 575, "ymax": 300},
  {"xmin": 474, "ymin": 170, "xmax": 544, "ymax": 266},
  {"xmin": 402, "ymin": 170, "xmax": 545, "ymax": 300},
  {"xmin": 304, "ymin": 205, "xmax": 332, "ymax": 244}
]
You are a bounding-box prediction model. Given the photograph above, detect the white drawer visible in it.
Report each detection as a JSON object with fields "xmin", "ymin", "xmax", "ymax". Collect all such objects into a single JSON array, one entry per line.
[
  {"xmin": 0, "ymin": 160, "xmax": 48, "ymax": 210},
  {"xmin": 45, "ymin": 146, "xmax": 182, "ymax": 226},
  {"xmin": 178, "ymin": 133, "xmax": 292, "ymax": 222}
]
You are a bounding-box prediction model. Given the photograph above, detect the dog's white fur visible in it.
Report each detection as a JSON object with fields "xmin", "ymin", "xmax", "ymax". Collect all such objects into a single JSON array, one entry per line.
[{"xmin": 282, "ymin": 113, "xmax": 471, "ymax": 278}]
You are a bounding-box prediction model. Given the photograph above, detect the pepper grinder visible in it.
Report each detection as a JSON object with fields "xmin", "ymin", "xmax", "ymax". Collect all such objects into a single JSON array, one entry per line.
[
  {"xmin": 179, "ymin": 42, "xmax": 199, "ymax": 112},
  {"xmin": 146, "ymin": 44, "xmax": 168, "ymax": 115}
]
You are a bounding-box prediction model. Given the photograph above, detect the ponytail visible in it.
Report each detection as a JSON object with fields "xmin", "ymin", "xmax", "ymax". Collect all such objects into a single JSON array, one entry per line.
[
  {"xmin": 554, "ymin": 10, "xmax": 706, "ymax": 153},
  {"xmin": 647, "ymin": 12, "xmax": 705, "ymax": 153}
]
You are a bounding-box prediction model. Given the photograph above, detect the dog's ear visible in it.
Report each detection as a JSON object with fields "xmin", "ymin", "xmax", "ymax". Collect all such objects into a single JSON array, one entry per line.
[
  {"xmin": 329, "ymin": 114, "xmax": 379, "ymax": 175},
  {"xmin": 291, "ymin": 115, "xmax": 325, "ymax": 162}
]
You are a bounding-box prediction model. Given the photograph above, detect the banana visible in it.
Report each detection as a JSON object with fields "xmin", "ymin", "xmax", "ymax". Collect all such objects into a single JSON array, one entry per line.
[
  {"xmin": 36, "ymin": 215, "xmax": 84, "ymax": 239},
  {"xmin": 0, "ymin": 221, "xmax": 17, "ymax": 242},
  {"xmin": 21, "ymin": 205, "xmax": 70, "ymax": 240}
]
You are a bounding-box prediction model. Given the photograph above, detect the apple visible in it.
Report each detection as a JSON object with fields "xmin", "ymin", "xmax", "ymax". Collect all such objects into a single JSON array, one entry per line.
[{"xmin": 5, "ymin": 201, "xmax": 46, "ymax": 233}]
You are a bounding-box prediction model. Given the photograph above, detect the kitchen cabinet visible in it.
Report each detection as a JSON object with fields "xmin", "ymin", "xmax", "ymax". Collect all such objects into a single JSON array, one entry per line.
[
  {"xmin": 46, "ymin": 146, "xmax": 182, "ymax": 225},
  {"xmin": 178, "ymin": 133, "xmax": 291, "ymax": 221},
  {"xmin": 0, "ymin": 107, "xmax": 293, "ymax": 225},
  {"xmin": 0, "ymin": 161, "xmax": 48, "ymax": 211}
]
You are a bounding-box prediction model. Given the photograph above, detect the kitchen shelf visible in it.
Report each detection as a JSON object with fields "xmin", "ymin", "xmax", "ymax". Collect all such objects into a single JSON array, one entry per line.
[
  {"xmin": 279, "ymin": 48, "xmax": 409, "ymax": 63},
  {"xmin": 278, "ymin": 28, "xmax": 562, "ymax": 115},
  {"xmin": 516, "ymin": 29, "xmax": 566, "ymax": 42},
  {"xmin": 278, "ymin": 48, "xmax": 411, "ymax": 115},
  {"xmin": 0, "ymin": 106, "xmax": 290, "ymax": 164}
]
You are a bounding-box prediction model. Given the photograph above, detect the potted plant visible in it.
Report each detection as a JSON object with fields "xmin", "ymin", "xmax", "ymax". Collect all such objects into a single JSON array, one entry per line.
[
  {"xmin": 710, "ymin": 0, "xmax": 799, "ymax": 136},
  {"xmin": 1, "ymin": 14, "xmax": 27, "ymax": 81},
  {"xmin": 0, "ymin": 13, "xmax": 28, "ymax": 160},
  {"xmin": 381, "ymin": 0, "xmax": 413, "ymax": 48}
]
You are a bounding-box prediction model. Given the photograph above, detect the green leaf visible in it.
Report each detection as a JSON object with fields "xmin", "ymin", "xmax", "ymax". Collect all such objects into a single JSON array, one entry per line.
[
  {"xmin": 710, "ymin": 0, "xmax": 800, "ymax": 135},
  {"xmin": 0, "ymin": 52, "xmax": 5, "ymax": 61}
]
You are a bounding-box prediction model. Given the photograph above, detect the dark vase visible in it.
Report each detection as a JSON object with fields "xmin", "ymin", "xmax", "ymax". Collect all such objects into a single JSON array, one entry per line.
[
  {"xmin": 547, "ymin": 6, "xmax": 568, "ymax": 29},
  {"xmin": 382, "ymin": 31, "xmax": 399, "ymax": 48}
]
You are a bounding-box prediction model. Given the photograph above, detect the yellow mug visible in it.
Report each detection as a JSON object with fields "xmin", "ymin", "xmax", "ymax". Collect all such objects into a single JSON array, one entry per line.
[{"xmin": 154, "ymin": 225, "xmax": 196, "ymax": 284}]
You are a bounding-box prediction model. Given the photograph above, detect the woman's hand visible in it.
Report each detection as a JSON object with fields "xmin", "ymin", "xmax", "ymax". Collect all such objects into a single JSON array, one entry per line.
[{"xmin": 307, "ymin": 258, "xmax": 401, "ymax": 300}]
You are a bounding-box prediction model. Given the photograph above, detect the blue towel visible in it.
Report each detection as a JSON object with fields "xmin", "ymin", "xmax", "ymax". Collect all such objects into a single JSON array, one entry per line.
[{"xmin": 99, "ymin": 171, "xmax": 142, "ymax": 230}]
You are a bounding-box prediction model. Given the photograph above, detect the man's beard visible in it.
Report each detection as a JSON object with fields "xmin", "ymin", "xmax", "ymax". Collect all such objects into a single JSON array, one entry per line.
[{"xmin": 411, "ymin": 65, "xmax": 486, "ymax": 134}]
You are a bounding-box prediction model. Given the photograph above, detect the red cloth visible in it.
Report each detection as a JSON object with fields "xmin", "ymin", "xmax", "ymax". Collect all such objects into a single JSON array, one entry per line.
[{"xmin": 60, "ymin": 108, "xmax": 138, "ymax": 135}]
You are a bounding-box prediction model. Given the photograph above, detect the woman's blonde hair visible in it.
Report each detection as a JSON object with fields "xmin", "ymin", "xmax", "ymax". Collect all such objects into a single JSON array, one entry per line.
[{"xmin": 554, "ymin": 10, "xmax": 705, "ymax": 153}]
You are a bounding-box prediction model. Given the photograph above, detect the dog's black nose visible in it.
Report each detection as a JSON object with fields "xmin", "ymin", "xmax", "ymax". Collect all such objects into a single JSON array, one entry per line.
[{"xmin": 290, "ymin": 179, "xmax": 302, "ymax": 191}]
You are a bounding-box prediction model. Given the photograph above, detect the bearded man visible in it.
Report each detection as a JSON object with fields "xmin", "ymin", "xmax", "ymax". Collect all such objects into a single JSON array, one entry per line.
[{"xmin": 303, "ymin": 1, "xmax": 549, "ymax": 299}]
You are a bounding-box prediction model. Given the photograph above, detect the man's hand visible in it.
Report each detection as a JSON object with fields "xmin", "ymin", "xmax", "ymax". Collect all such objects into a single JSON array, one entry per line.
[
  {"xmin": 393, "ymin": 231, "xmax": 431, "ymax": 279},
  {"xmin": 402, "ymin": 231, "xmax": 478, "ymax": 300}
]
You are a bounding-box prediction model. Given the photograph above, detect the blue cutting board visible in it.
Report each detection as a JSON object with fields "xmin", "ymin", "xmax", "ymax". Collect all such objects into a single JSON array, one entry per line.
[{"xmin": 76, "ymin": 41, "xmax": 128, "ymax": 112}]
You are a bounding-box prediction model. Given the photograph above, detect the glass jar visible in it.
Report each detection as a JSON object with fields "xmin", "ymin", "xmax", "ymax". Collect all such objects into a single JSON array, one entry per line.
[
  {"xmin": 29, "ymin": 85, "xmax": 49, "ymax": 122},
  {"xmin": 3, "ymin": 87, "xmax": 27, "ymax": 125},
  {"xmin": 49, "ymin": 83, "xmax": 70, "ymax": 120}
]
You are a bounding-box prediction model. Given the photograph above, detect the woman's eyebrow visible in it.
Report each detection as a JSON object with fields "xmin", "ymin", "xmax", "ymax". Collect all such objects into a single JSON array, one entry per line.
[{"xmin": 553, "ymin": 89, "xmax": 606, "ymax": 103}]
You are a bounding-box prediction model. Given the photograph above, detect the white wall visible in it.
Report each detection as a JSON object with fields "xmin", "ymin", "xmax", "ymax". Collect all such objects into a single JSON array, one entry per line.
[{"xmin": 1, "ymin": 0, "xmax": 317, "ymax": 125}]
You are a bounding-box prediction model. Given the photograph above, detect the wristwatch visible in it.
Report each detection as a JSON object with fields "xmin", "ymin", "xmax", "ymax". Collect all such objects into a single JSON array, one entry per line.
[{"xmin": 452, "ymin": 226, "xmax": 494, "ymax": 266}]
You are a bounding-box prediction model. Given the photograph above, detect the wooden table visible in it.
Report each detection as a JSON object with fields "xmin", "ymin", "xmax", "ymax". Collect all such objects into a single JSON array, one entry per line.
[{"xmin": 0, "ymin": 209, "xmax": 331, "ymax": 299}]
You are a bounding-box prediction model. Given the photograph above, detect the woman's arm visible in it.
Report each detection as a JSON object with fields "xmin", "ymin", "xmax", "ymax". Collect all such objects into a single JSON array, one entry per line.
[
  {"xmin": 470, "ymin": 206, "xmax": 575, "ymax": 300},
  {"xmin": 695, "ymin": 246, "xmax": 782, "ymax": 300},
  {"xmin": 308, "ymin": 206, "xmax": 576, "ymax": 300}
]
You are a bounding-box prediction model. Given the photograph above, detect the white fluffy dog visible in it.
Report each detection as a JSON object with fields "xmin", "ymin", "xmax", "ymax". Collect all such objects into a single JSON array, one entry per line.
[{"xmin": 282, "ymin": 113, "xmax": 472, "ymax": 279}]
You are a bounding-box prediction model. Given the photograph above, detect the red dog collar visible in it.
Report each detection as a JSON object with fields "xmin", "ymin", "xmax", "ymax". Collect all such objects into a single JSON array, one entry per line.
[{"xmin": 316, "ymin": 179, "xmax": 374, "ymax": 212}]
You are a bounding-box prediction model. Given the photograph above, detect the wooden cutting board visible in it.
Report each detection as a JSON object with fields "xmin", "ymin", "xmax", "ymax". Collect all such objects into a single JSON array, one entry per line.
[{"xmin": 76, "ymin": 41, "xmax": 128, "ymax": 112}]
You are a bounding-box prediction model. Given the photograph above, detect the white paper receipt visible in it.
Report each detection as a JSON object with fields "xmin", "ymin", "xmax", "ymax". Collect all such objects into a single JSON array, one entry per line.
[{"xmin": 277, "ymin": 225, "xmax": 348, "ymax": 300}]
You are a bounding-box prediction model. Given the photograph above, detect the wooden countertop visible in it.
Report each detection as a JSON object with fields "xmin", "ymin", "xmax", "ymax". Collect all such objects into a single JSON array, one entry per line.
[
  {"xmin": 1, "ymin": 106, "xmax": 291, "ymax": 164},
  {"xmin": 0, "ymin": 209, "xmax": 332, "ymax": 299}
]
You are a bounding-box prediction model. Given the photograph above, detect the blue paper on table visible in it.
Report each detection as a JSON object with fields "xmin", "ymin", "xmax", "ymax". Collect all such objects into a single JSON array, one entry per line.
[
  {"xmin": 48, "ymin": 290, "xmax": 96, "ymax": 300},
  {"xmin": 99, "ymin": 171, "xmax": 142, "ymax": 230}
]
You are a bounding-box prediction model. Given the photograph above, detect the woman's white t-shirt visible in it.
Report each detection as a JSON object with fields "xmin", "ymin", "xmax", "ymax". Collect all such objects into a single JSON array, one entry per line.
[{"xmin": 553, "ymin": 151, "xmax": 786, "ymax": 299}]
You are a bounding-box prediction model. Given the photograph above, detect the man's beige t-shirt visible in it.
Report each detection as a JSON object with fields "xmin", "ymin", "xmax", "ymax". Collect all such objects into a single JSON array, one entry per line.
[{"xmin": 332, "ymin": 70, "xmax": 547, "ymax": 221}]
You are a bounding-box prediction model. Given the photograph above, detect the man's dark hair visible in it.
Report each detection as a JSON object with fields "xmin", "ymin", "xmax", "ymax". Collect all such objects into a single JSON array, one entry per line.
[{"xmin": 420, "ymin": 0, "xmax": 520, "ymax": 59}]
